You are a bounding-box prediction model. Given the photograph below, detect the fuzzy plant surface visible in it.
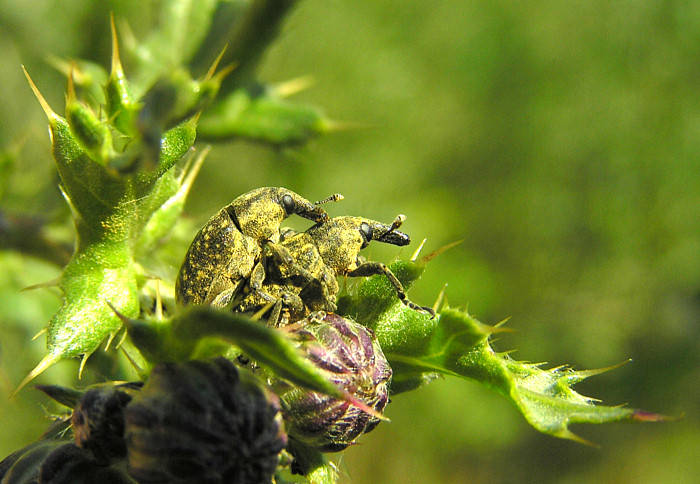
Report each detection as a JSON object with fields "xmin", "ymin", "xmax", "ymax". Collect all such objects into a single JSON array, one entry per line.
[{"xmin": 0, "ymin": 2, "xmax": 665, "ymax": 484}]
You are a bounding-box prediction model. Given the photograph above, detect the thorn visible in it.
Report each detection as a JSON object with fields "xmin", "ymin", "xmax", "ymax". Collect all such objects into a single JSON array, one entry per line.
[
  {"xmin": 205, "ymin": 45, "xmax": 231, "ymax": 81},
  {"xmin": 65, "ymin": 64, "xmax": 76, "ymax": 103},
  {"xmin": 432, "ymin": 284, "xmax": 448, "ymax": 313},
  {"xmin": 210, "ymin": 63, "xmax": 237, "ymax": 87},
  {"xmin": 104, "ymin": 330, "xmax": 117, "ymax": 351},
  {"xmin": 110, "ymin": 13, "xmax": 124, "ymax": 77},
  {"xmin": 21, "ymin": 278, "xmax": 61, "ymax": 292},
  {"xmin": 420, "ymin": 240, "xmax": 464, "ymax": 263},
  {"xmin": 556, "ymin": 428, "xmax": 598, "ymax": 447},
  {"xmin": 340, "ymin": 390, "xmax": 389, "ymax": 422},
  {"xmin": 120, "ymin": 346, "xmax": 143, "ymax": 374},
  {"xmin": 574, "ymin": 359, "xmax": 632, "ymax": 379},
  {"xmin": 319, "ymin": 118, "xmax": 374, "ymax": 133},
  {"xmin": 114, "ymin": 328, "xmax": 128, "ymax": 349},
  {"xmin": 274, "ymin": 75, "xmax": 315, "ymax": 97},
  {"xmin": 252, "ymin": 301, "xmax": 276, "ymax": 321},
  {"xmin": 22, "ymin": 66, "xmax": 60, "ymax": 123},
  {"xmin": 31, "ymin": 328, "xmax": 47, "ymax": 341},
  {"xmin": 12, "ymin": 353, "xmax": 60, "ymax": 397},
  {"xmin": 498, "ymin": 349, "xmax": 517, "ymax": 357},
  {"xmin": 489, "ymin": 325, "xmax": 515, "ymax": 336},
  {"xmin": 631, "ymin": 409, "xmax": 674, "ymax": 422},
  {"xmin": 179, "ymin": 145, "xmax": 209, "ymax": 194},
  {"xmin": 410, "ymin": 239, "xmax": 427, "ymax": 261},
  {"xmin": 78, "ymin": 353, "xmax": 89, "ymax": 379}
]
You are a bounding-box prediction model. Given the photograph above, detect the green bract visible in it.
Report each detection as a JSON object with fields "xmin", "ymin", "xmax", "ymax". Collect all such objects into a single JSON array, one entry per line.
[{"xmin": 17, "ymin": 28, "xmax": 206, "ymax": 391}]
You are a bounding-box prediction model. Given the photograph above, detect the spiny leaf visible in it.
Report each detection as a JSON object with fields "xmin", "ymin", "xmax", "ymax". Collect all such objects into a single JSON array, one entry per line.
[
  {"xmin": 197, "ymin": 88, "xmax": 331, "ymax": 146},
  {"xmin": 123, "ymin": 306, "xmax": 386, "ymax": 421},
  {"xmin": 339, "ymin": 258, "xmax": 664, "ymax": 442},
  {"xmin": 17, "ymin": 64, "xmax": 200, "ymax": 393}
]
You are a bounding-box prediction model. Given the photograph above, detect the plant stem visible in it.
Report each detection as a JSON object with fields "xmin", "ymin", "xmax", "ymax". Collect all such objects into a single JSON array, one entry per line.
[{"xmin": 219, "ymin": 0, "xmax": 300, "ymax": 94}]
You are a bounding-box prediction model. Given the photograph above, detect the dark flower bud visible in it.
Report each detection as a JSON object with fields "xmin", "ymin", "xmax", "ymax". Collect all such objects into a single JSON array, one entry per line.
[
  {"xmin": 124, "ymin": 357, "xmax": 286, "ymax": 484},
  {"xmin": 281, "ymin": 313, "xmax": 392, "ymax": 452},
  {"xmin": 38, "ymin": 442, "xmax": 134, "ymax": 484},
  {"xmin": 71, "ymin": 382, "xmax": 142, "ymax": 464}
]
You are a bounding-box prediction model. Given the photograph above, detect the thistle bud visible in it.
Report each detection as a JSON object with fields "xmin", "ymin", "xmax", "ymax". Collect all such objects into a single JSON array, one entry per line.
[
  {"xmin": 281, "ymin": 313, "xmax": 392, "ymax": 452},
  {"xmin": 71, "ymin": 382, "xmax": 142, "ymax": 464},
  {"xmin": 124, "ymin": 358, "xmax": 286, "ymax": 484},
  {"xmin": 38, "ymin": 442, "xmax": 134, "ymax": 484}
]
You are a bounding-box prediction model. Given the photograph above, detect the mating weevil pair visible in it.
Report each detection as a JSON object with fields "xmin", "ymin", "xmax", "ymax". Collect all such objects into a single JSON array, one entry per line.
[{"xmin": 175, "ymin": 186, "xmax": 434, "ymax": 325}]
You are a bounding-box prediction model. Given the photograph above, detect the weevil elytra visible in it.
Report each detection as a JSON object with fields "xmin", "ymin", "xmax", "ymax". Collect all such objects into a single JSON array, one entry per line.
[
  {"xmin": 238, "ymin": 215, "xmax": 435, "ymax": 325},
  {"xmin": 175, "ymin": 187, "xmax": 341, "ymax": 307}
]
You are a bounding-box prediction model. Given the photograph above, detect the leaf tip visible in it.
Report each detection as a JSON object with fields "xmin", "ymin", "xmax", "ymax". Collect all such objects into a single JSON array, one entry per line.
[
  {"xmin": 631, "ymin": 409, "xmax": 674, "ymax": 423},
  {"xmin": 555, "ymin": 428, "xmax": 598, "ymax": 447},
  {"xmin": 12, "ymin": 353, "xmax": 61, "ymax": 397},
  {"xmin": 109, "ymin": 13, "xmax": 124, "ymax": 77},
  {"xmin": 22, "ymin": 66, "xmax": 59, "ymax": 123},
  {"xmin": 341, "ymin": 390, "xmax": 390, "ymax": 422},
  {"xmin": 420, "ymin": 239, "xmax": 464, "ymax": 263},
  {"xmin": 274, "ymin": 75, "xmax": 316, "ymax": 98},
  {"xmin": 410, "ymin": 238, "xmax": 428, "ymax": 261}
]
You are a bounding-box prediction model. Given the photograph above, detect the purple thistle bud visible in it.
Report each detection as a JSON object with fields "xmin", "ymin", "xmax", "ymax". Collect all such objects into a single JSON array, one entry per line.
[
  {"xmin": 281, "ymin": 313, "xmax": 392, "ymax": 452},
  {"xmin": 124, "ymin": 358, "xmax": 286, "ymax": 484}
]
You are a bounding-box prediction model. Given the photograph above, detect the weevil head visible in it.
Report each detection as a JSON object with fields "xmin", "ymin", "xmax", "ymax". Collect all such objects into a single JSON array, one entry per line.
[
  {"xmin": 306, "ymin": 215, "xmax": 410, "ymax": 274},
  {"xmin": 227, "ymin": 187, "xmax": 329, "ymax": 243}
]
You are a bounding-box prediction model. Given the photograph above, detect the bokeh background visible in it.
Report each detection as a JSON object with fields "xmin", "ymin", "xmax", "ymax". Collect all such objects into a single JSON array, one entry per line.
[{"xmin": 1, "ymin": 1, "xmax": 698, "ymax": 483}]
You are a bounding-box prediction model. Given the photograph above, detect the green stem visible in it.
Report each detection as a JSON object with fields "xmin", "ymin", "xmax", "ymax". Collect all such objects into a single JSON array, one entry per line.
[{"xmin": 219, "ymin": 0, "xmax": 300, "ymax": 94}]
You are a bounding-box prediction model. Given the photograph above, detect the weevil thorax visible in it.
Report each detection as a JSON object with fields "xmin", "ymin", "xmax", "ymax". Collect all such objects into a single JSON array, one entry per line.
[
  {"xmin": 305, "ymin": 216, "xmax": 410, "ymax": 276},
  {"xmin": 228, "ymin": 187, "xmax": 328, "ymax": 243}
]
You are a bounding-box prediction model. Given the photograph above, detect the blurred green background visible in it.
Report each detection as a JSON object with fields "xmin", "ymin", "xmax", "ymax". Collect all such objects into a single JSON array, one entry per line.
[{"xmin": 1, "ymin": 1, "xmax": 698, "ymax": 483}]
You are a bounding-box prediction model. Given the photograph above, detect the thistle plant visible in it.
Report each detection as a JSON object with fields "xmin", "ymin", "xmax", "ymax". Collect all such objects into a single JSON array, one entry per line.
[{"xmin": 0, "ymin": 2, "xmax": 665, "ymax": 484}]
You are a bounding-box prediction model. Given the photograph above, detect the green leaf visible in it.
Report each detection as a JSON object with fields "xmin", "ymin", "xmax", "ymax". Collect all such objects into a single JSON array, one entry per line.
[
  {"xmin": 124, "ymin": 306, "xmax": 384, "ymax": 419},
  {"xmin": 198, "ymin": 88, "xmax": 330, "ymax": 146},
  {"xmin": 339, "ymin": 259, "xmax": 663, "ymax": 442},
  {"xmin": 17, "ymin": 66, "xmax": 200, "ymax": 393}
]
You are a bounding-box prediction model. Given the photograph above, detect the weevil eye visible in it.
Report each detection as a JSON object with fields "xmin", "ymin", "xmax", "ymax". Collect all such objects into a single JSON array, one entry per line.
[
  {"xmin": 359, "ymin": 222, "xmax": 373, "ymax": 248},
  {"xmin": 282, "ymin": 194, "xmax": 295, "ymax": 215}
]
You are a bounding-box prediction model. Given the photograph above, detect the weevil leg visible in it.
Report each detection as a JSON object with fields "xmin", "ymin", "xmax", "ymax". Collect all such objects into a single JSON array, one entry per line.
[
  {"xmin": 210, "ymin": 286, "xmax": 241, "ymax": 307},
  {"xmin": 347, "ymin": 261, "xmax": 436, "ymax": 318},
  {"xmin": 264, "ymin": 241, "xmax": 319, "ymax": 283}
]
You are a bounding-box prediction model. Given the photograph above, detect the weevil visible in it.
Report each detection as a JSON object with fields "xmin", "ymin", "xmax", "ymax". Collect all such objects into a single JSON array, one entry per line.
[
  {"xmin": 175, "ymin": 187, "xmax": 341, "ymax": 306},
  {"xmin": 238, "ymin": 215, "xmax": 435, "ymax": 325}
]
